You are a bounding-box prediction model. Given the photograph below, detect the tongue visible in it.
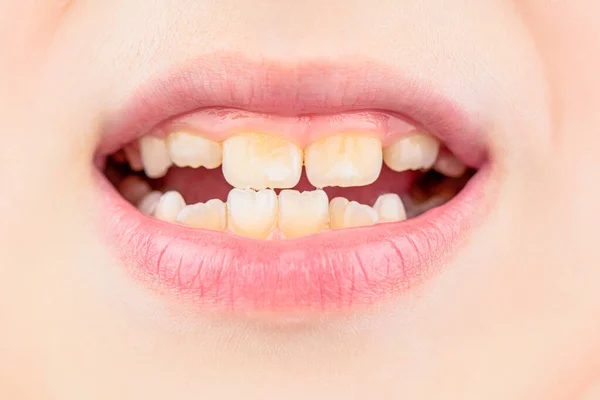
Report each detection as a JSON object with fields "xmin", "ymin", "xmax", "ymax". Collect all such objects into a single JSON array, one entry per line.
[{"xmin": 157, "ymin": 165, "xmax": 418, "ymax": 206}]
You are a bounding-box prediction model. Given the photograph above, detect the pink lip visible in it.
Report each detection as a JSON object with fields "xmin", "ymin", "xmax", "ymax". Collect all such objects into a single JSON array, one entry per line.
[{"xmin": 96, "ymin": 54, "xmax": 492, "ymax": 312}]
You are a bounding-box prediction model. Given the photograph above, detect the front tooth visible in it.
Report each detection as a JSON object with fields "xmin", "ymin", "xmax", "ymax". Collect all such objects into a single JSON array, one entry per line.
[
  {"xmin": 222, "ymin": 133, "xmax": 302, "ymax": 190},
  {"xmin": 176, "ymin": 199, "xmax": 227, "ymax": 231},
  {"xmin": 305, "ymin": 134, "xmax": 382, "ymax": 188},
  {"xmin": 167, "ymin": 131, "xmax": 222, "ymax": 169},
  {"xmin": 383, "ymin": 133, "xmax": 440, "ymax": 172},
  {"xmin": 139, "ymin": 136, "xmax": 173, "ymax": 178},
  {"xmin": 154, "ymin": 191, "xmax": 186, "ymax": 222},
  {"xmin": 227, "ymin": 189, "xmax": 278, "ymax": 238},
  {"xmin": 329, "ymin": 197, "xmax": 378, "ymax": 229},
  {"xmin": 373, "ymin": 193, "xmax": 407, "ymax": 223},
  {"xmin": 278, "ymin": 190, "xmax": 329, "ymax": 238},
  {"xmin": 137, "ymin": 191, "xmax": 163, "ymax": 215}
]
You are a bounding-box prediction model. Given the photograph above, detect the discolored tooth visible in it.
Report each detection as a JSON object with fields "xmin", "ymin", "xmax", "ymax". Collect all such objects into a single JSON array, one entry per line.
[
  {"xmin": 278, "ymin": 190, "xmax": 329, "ymax": 238},
  {"xmin": 329, "ymin": 198, "xmax": 378, "ymax": 229},
  {"xmin": 222, "ymin": 133, "xmax": 302, "ymax": 190},
  {"xmin": 176, "ymin": 199, "xmax": 227, "ymax": 231},
  {"xmin": 373, "ymin": 193, "xmax": 407, "ymax": 223},
  {"xmin": 167, "ymin": 131, "xmax": 222, "ymax": 169},
  {"xmin": 383, "ymin": 133, "xmax": 440, "ymax": 172},
  {"xmin": 227, "ymin": 189, "xmax": 278, "ymax": 238},
  {"xmin": 305, "ymin": 134, "xmax": 382, "ymax": 188},
  {"xmin": 154, "ymin": 191, "xmax": 186, "ymax": 222},
  {"xmin": 137, "ymin": 191, "xmax": 163, "ymax": 215},
  {"xmin": 139, "ymin": 136, "xmax": 172, "ymax": 178},
  {"xmin": 118, "ymin": 175, "xmax": 152, "ymax": 204},
  {"xmin": 433, "ymin": 152, "xmax": 467, "ymax": 178},
  {"xmin": 123, "ymin": 145, "xmax": 143, "ymax": 172}
]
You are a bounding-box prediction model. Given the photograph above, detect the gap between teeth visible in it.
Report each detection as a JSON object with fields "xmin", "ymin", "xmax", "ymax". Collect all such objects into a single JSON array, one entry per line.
[{"xmin": 130, "ymin": 130, "xmax": 454, "ymax": 189}]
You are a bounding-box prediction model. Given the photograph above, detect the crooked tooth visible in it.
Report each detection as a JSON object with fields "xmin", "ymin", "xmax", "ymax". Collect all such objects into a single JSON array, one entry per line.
[
  {"xmin": 383, "ymin": 133, "xmax": 440, "ymax": 172},
  {"xmin": 118, "ymin": 176, "xmax": 152, "ymax": 204},
  {"xmin": 137, "ymin": 191, "xmax": 163, "ymax": 215},
  {"xmin": 433, "ymin": 152, "xmax": 467, "ymax": 178},
  {"xmin": 222, "ymin": 133, "xmax": 302, "ymax": 190},
  {"xmin": 176, "ymin": 199, "xmax": 227, "ymax": 231},
  {"xmin": 154, "ymin": 191, "xmax": 186, "ymax": 222},
  {"xmin": 329, "ymin": 197, "xmax": 378, "ymax": 229},
  {"xmin": 167, "ymin": 131, "xmax": 222, "ymax": 169},
  {"xmin": 373, "ymin": 193, "xmax": 407, "ymax": 223},
  {"xmin": 139, "ymin": 136, "xmax": 173, "ymax": 178},
  {"xmin": 227, "ymin": 189, "xmax": 278, "ymax": 238},
  {"xmin": 278, "ymin": 190, "xmax": 329, "ymax": 238},
  {"xmin": 305, "ymin": 134, "xmax": 382, "ymax": 188}
]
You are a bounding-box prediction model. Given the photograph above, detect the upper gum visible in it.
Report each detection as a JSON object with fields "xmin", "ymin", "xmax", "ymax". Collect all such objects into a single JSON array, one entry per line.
[{"xmin": 157, "ymin": 108, "xmax": 420, "ymax": 148}]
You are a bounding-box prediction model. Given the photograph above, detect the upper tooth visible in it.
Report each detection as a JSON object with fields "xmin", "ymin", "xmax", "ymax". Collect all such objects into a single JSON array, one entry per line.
[
  {"xmin": 176, "ymin": 199, "xmax": 227, "ymax": 231},
  {"xmin": 227, "ymin": 189, "xmax": 278, "ymax": 238},
  {"xmin": 305, "ymin": 134, "xmax": 382, "ymax": 188},
  {"xmin": 154, "ymin": 191, "xmax": 186, "ymax": 222},
  {"xmin": 222, "ymin": 133, "xmax": 302, "ymax": 190},
  {"xmin": 383, "ymin": 133, "xmax": 440, "ymax": 172},
  {"xmin": 373, "ymin": 193, "xmax": 406, "ymax": 223},
  {"xmin": 123, "ymin": 145, "xmax": 144, "ymax": 172},
  {"xmin": 167, "ymin": 131, "xmax": 222, "ymax": 169},
  {"xmin": 433, "ymin": 152, "xmax": 467, "ymax": 177},
  {"xmin": 139, "ymin": 136, "xmax": 173, "ymax": 178},
  {"xmin": 329, "ymin": 197, "xmax": 378, "ymax": 229},
  {"xmin": 278, "ymin": 190, "xmax": 329, "ymax": 238},
  {"xmin": 137, "ymin": 191, "xmax": 163, "ymax": 215}
]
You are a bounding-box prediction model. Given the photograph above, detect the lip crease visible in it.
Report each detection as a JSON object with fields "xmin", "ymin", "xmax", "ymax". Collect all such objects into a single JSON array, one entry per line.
[{"xmin": 96, "ymin": 54, "xmax": 492, "ymax": 312}]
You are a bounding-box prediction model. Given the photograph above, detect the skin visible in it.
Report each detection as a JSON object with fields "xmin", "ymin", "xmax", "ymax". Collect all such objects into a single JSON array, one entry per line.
[{"xmin": 1, "ymin": 0, "xmax": 600, "ymax": 398}]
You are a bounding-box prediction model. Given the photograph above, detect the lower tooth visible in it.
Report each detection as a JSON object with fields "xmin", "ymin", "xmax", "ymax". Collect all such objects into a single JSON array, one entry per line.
[
  {"xmin": 154, "ymin": 191, "xmax": 186, "ymax": 222},
  {"xmin": 118, "ymin": 176, "xmax": 152, "ymax": 204},
  {"xmin": 278, "ymin": 190, "xmax": 329, "ymax": 238},
  {"xmin": 227, "ymin": 189, "xmax": 278, "ymax": 239},
  {"xmin": 176, "ymin": 199, "xmax": 227, "ymax": 231},
  {"xmin": 137, "ymin": 191, "xmax": 163, "ymax": 215},
  {"xmin": 373, "ymin": 193, "xmax": 407, "ymax": 223},
  {"xmin": 329, "ymin": 198, "xmax": 378, "ymax": 229}
]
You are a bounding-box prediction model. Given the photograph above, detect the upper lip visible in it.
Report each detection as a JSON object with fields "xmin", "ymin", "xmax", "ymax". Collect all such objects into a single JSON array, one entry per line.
[{"xmin": 96, "ymin": 54, "xmax": 492, "ymax": 313}]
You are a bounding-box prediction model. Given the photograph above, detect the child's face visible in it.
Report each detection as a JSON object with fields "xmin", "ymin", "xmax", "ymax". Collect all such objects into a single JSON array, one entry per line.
[{"xmin": 1, "ymin": 1, "xmax": 600, "ymax": 398}]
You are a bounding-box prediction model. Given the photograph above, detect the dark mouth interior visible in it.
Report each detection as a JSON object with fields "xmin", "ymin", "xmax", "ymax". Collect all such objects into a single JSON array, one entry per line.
[{"xmin": 105, "ymin": 146, "xmax": 475, "ymax": 219}]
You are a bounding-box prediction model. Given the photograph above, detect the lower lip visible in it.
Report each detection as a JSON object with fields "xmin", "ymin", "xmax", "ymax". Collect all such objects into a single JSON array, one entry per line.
[{"xmin": 96, "ymin": 165, "xmax": 490, "ymax": 313}]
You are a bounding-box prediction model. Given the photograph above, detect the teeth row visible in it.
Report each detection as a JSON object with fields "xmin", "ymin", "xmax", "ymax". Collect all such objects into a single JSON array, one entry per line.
[
  {"xmin": 130, "ymin": 131, "xmax": 445, "ymax": 188},
  {"xmin": 133, "ymin": 187, "xmax": 406, "ymax": 239}
]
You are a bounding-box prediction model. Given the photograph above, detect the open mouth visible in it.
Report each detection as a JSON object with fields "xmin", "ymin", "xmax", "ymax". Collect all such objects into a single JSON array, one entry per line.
[{"xmin": 96, "ymin": 58, "xmax": 490, "ymax": 312}]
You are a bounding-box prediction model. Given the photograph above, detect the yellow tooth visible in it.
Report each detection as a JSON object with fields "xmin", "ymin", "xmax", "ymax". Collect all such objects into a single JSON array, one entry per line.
[
  {"xmin": 305, "ymin": 134, "xmax": 382, "ymax": 188},
  {"xmin": 329, "ymin": 197, "xmax": 378, "ymax": 229},
  {"xmin": 154, "ymin": 191, "xmax": 186, "ymax": 222},
  {"xmin": 433, "ymin": 152, "xmax": 467, "ymax": 177},
  {"xmin": 139, "ymin": 136, "xmax": 173, "ymax": 178},
  {"xmin": 227, "ymin": 189, "xmax": 278, "ymax": 238},
  {"xmin": 167, "ymin": 131, "xmax": 222, "ymax": 169},
  {"xmin": 137, "ymin": 191, "xmax": 163, "ymax": 215},
  {"xmin": 278, "ymin": 190, "xmax": 329, "ymax": 238},
  {"xmin": 222, "ymin": 133, "xmax": 302, "ymax": 190},
  {"xmin": 176, "ymin": 199, "xmax": 227, "ymax": 231},
  {"xmin": 373, "ymin": 193, "xmax": 406, "ymax": 223},
  {"xmin": 383, "ymin": 133, "xmax": 440, "ymax": 172}
]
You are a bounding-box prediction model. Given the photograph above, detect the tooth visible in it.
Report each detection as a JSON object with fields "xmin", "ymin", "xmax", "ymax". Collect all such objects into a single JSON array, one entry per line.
[
  {"xmin": 154, "ymin": 191, "xmax": 186, "ymax": 222},
  {"xmin": 222, "ymin": 133, "xmax": 302, "ymax": 190},
  {"xmin": 278, "ymin": 190, "xmax": 329, "ymax": 238},
  {"xmin": 118, "ymin": 175, "xmax": 152, "ymax": 204},
  {"xmin": 433, "ymin": 152, "xmax": 467, "ymax": 177},
  {"xmin": 383, "ymin": 133, "xmax": 440, "ymax": 172},
  {"xmin": 167, "ymin": 131, "xmax": 222, "ymax": 169},
  {"xmin": 227, "ymin": 189, "xmax": 278, "ymax": 238},
  {"xmin": 123, "ymin": 145, "xmax": 144, "ymax": 172},
  {"xmin": 137, "ymin": 191, "xmax": 163, "ymax": 215},
  {"xmin": 305, "ymin": 134, "xmax": 382, "ymax": 188},
  {"xmin": 329, "ymin": 197, "xmax": 378, "ymax": 229},
  {"xmin": 373, "ymin": 193, "xmax": 407, "ymax": 223},
  {"xmin": 176, "ymin": 199, "xmax": 227, "ymax": 231},
  {"xmin": 139, "ymin": 136, "xmax": 172, "ymax": 178}
]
